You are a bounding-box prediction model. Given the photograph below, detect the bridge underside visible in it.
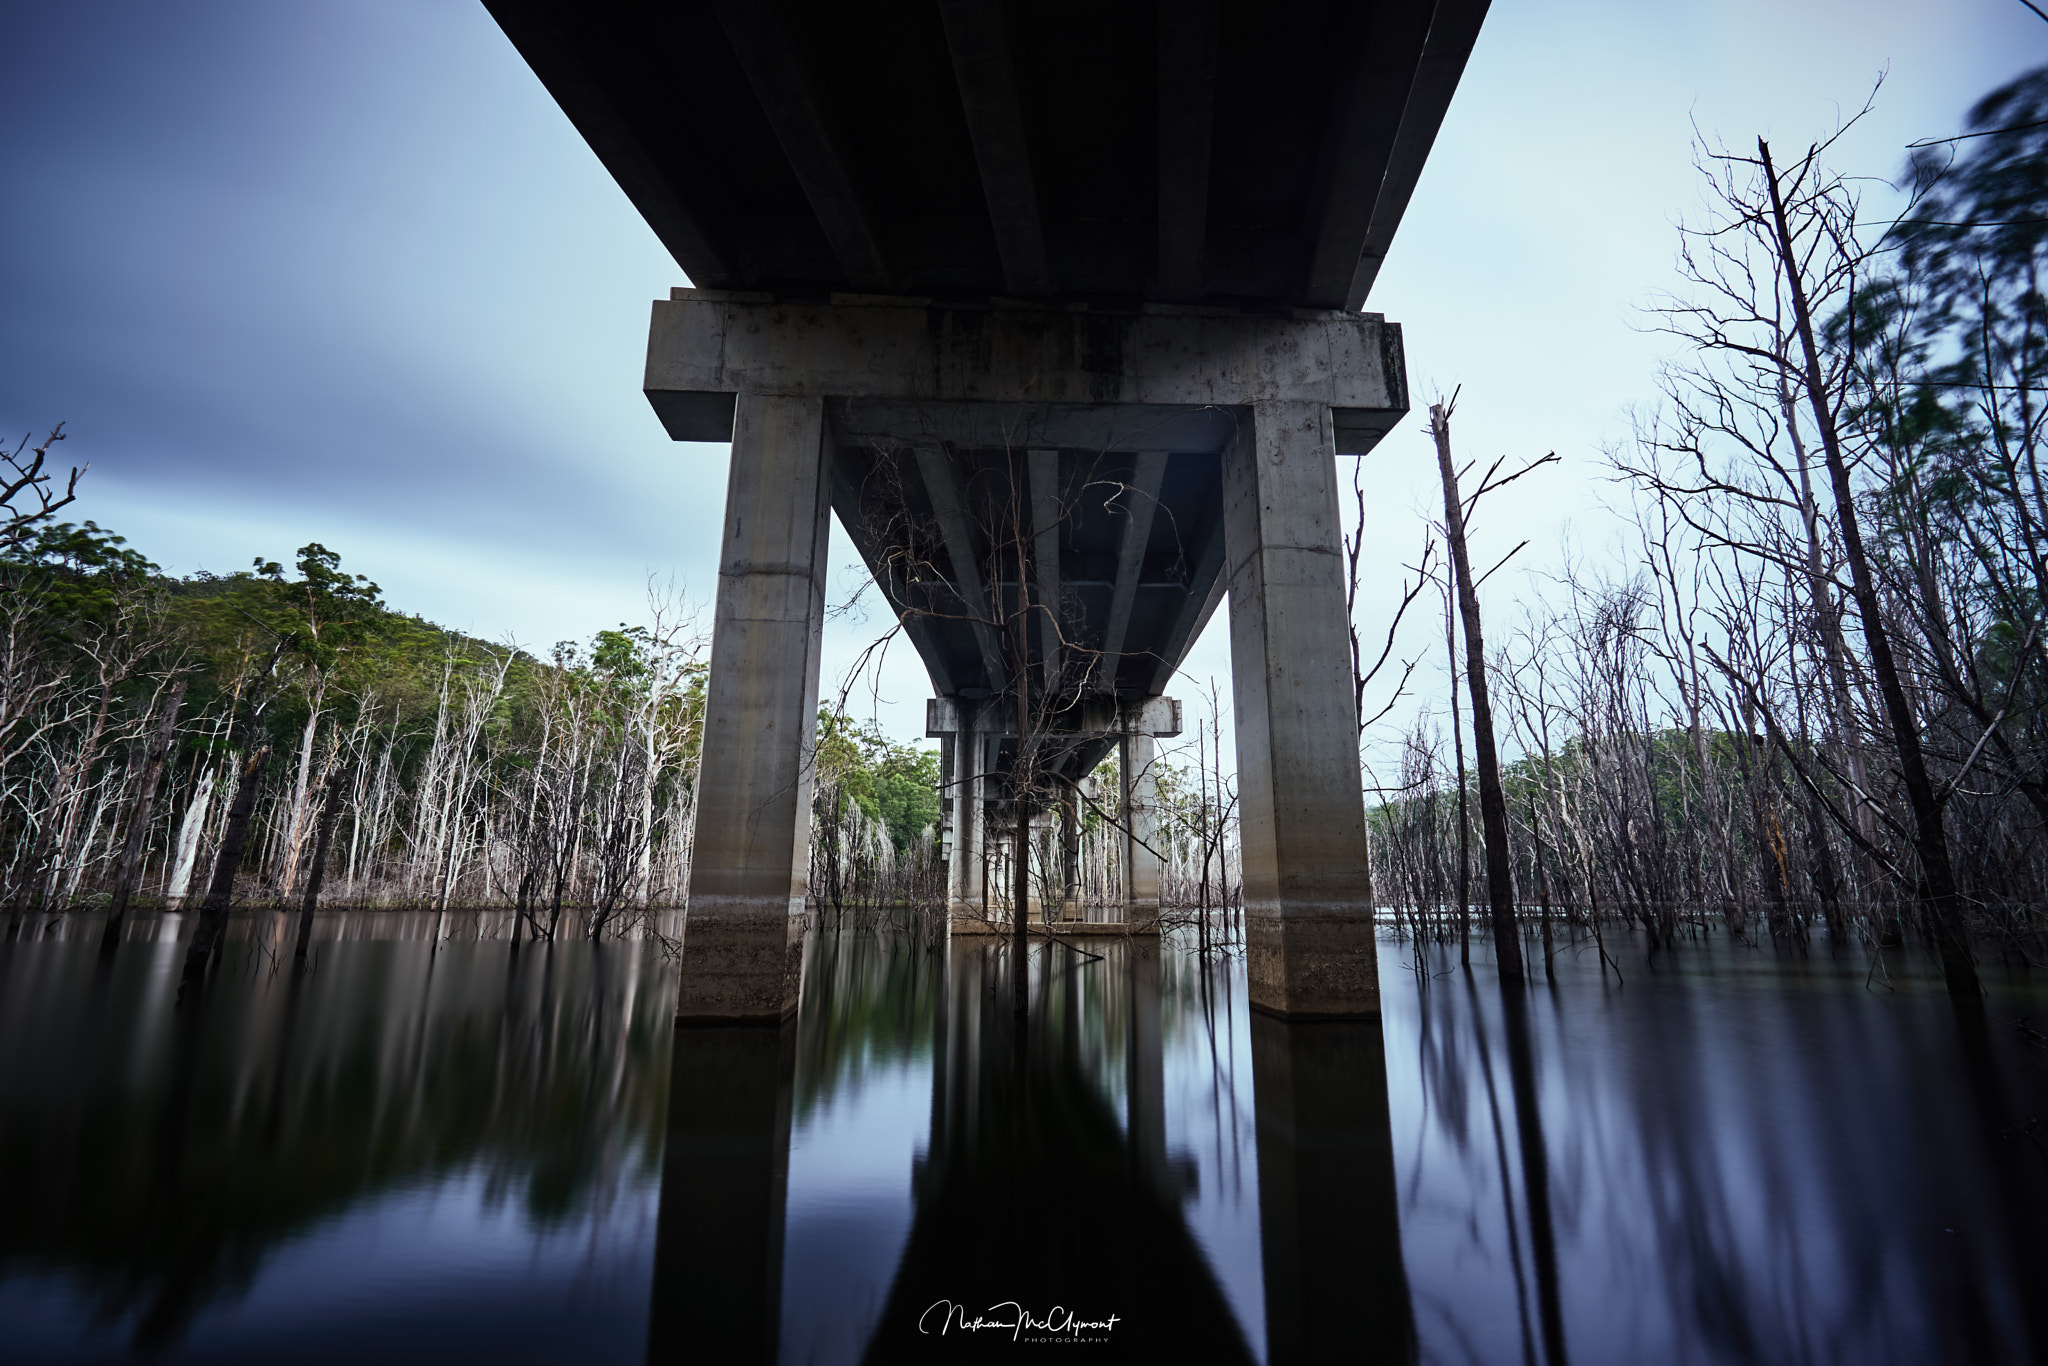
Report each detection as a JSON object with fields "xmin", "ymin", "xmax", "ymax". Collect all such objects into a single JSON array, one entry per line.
[
  {"xmin": 486, "ymin": 0, "xmax": 1485, "ymax": 1022},
  {"xmin": 485, "ymin": 0, "xmax": 1487, "ymax": 312},
  {"xmin": 647, "ymin": 291, "xmax": 1399, "ymax": 1020}
]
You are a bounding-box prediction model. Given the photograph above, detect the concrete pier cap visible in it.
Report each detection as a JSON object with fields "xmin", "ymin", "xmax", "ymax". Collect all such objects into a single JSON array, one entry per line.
[{"xmin": 662, "ymin": 291, "xmax": 1401, "ymax": 1021}]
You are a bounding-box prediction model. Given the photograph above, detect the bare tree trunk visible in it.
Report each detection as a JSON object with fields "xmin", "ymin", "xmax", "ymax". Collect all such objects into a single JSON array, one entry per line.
[
  {"xmin": 1011, "ymin": 497, "xmax": 1032, "ymax": 1019},
  {"xmin": 1445, "ymin": 580, "xmax": 1471, "ymax": 966},
  {"xmin": 295, "ymin": 767, "xmax": 349, "ymax": 966},
  {"xmin": 1761, "ymin": 138, "xmax": 1979, "ymax": 998},
  {"xmin": 179, "ymin": 746, "xmax": 271, "ymax": 995},
  {"xmin": 1434, "ymin": 404, "xmax": 1523, "ymax": 978},
  {"xmin": 100, "ymin": 680, "xmax": 186, "ymax": 954}
]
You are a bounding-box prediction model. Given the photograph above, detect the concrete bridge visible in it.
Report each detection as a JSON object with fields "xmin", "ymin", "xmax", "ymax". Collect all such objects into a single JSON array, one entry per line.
[{"xmin": 486, "ymin": 0, "xmax": 1487, "ymax": 1021}]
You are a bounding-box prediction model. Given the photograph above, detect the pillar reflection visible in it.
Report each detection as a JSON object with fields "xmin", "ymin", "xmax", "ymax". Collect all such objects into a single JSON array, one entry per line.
[
  {"xmin": 858, "ymin": 938, "xmax": 1253, "ymax": 1360},
  {"xmin": 1252, "ymin": 1014, "xmax": 1416, "ymax": 1365},
  {"xmin": 645, "ymin": 1022, "xmax": 798, "ymax": 1366}
]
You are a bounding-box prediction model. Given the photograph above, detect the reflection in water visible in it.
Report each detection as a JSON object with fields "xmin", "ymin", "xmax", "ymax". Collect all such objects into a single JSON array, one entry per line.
[
  {"xmin": 0, "ymin": 913, "xmax": 672, "ymax": 1363},
  {"xmin": 1393, "ymin": 939, "xmax": 2048, "ymax": 1365},
  {"xmin": 4, "ymin": 914, "xmax": 2046, "ymax": 1363}
]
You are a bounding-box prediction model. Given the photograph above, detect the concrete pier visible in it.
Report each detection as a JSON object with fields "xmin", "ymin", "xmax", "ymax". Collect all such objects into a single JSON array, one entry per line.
[
  {"xmin": 677, "ymin": 392, "xmax": 828, "ymax": 1022},
  {"xmin": 653, "ymin": 294, "xmax": 1393, "ymax": 1012},
  {"xmin": 1224, "ymin": 402, "xmax": 1380, "ymax": 1017}
]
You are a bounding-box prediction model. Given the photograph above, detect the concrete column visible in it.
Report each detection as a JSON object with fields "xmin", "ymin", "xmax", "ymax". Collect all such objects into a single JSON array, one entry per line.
[
  {"xmin": 1223, "ymin": 401, "xmax": 1378, "ymax": 1017},
  {"xmin": 1120, "ymin": 717, "xmax": 1160, "ymax": 926},
  {"xmin": 949, "ymin": 702, "xmax": 985, "ymax": 927},
  {"xmin": 679, "ymin": 392, "xmax": 828, "ymax": 1021}
]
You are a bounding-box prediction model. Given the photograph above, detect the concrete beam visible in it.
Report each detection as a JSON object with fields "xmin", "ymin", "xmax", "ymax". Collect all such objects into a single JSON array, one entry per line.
[
  {"xmin": 834, "ymin": 400, "xmax": 1243, "ymax": 457},
  {"xmin": 680, "ymin": 392, "xmax": 829, "ymax": 1021},
  {"xmin": 1299, "ymin": 4, "xmax": 1436, "ymax": 310},
  {"xmin": 824, "ymin": 450, "xmax": 958, "ymax": 698},
  {"xmin": 709, "ymin": 0, "xmax": 894, "ymax": 293},
  {"xmin": 1347, "ymin": 0, "xmax": 1493, "ymax": 310},
  {"xmin": 1155, "ymin": 0, "xmax": 1219, "ymax": 302},
  {"xmin": 928, "ymin": 695, "xmax": 1179, "ymax": 741},
  {"xmin": 938, "ymin": 0, "xmax": 1053, "ymax": 297},
  {"xmin": 914, "ymin": 446, "xmax": 1009, "ymax": 693},
  {"xmin": 485, "ymin": 0, "xmax": 745, "ymax": 288},
  {"xmin": 1099, "ymin": 452, "xmax": 1167, "ymax": 695},
  {"xmin": 645, "ymin": 293, "xmax": 1407, "ymax": 447},
  {"xmin": 1223, "ymin": 402, "xmax": 1377, "ymax": 1017},
  {"xmin": 1149, "ymin": 516, "xmax": 1228, "ymax": 695}
]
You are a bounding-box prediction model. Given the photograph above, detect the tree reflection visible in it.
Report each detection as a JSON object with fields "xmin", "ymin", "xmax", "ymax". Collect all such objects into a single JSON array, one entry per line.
[{"xmin": 0, "ymin": 924, "xmax": 672, "ymax": 1356}]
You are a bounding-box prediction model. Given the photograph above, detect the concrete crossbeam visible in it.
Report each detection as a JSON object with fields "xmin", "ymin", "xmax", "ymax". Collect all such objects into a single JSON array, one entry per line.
[
  {"xmin": 679, "ymin": 392, "xmax": 829, "ymax": 1022},
  {"xmin": 644, "ymin": 292, "xmax": 1406, "ymax": 454}
]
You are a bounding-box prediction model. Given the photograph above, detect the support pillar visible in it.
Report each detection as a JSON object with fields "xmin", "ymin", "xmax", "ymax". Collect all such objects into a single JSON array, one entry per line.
[
  {"xmin": 1120, "ymin": 715, "xmax": 1160, "ymax": 927},
  {"xmin": 1223, "ymin": 401, "xmax": 1379, "ymax": 1017},
  {"xmin": 949, "ymin": 702, "xmax": 985, "ymax": 928},
  {"xmin": 678, "ymin": 392, "xmax": 828, "ymax": 1021}
]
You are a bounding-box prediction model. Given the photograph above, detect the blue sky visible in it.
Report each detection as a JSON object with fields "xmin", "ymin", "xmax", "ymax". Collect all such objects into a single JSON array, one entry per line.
[{"xmin": 3, "ymin": 0, "xmax": 2043, "ymax": 750}]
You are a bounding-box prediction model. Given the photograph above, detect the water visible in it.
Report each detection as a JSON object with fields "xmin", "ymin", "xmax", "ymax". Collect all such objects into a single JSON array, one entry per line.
[{"xmin": 2, "ymin": 912, "xmax": 2044, "ymax": 1363}]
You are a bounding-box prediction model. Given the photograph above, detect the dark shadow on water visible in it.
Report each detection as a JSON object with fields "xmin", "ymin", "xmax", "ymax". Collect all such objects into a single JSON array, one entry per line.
[
  {"xmin": 852, "ymin": 939, "xmax": 1254, "ymax": 1361},
  {"xmin": 1251, "ymin": 1011, "xmax": 1417, "ymax": 1365},
  {"xmin": 645, "ymin": 1022, "xmax": 796, "ymax": 1366}
]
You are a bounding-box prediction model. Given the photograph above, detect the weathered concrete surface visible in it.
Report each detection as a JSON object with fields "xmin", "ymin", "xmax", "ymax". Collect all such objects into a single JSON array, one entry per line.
[
  {"xmin": 1224, "ymin": 402, "xmax": 1379, "ymax": 1017},
  {"xmin": 679, "ymin": 392, "xmax": 829, "ymax": 1021},
  {"xmin": 646, "ymin": 292, "xmax": 1406, "ymax": 454}
]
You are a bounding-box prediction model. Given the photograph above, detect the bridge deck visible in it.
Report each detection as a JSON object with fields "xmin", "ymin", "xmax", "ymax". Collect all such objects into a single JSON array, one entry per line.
[{"xmin": 486, "ymin": 0, "xmax": 1485, "ymax": 312}]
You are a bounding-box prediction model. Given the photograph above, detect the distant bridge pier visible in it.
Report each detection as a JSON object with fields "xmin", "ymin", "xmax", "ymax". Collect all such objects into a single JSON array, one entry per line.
[
  {"xmin": 658, "ymin": 293, "xmax": 1400, "ymax": 1019},
  {"xmin": 1119, "ymin": 702, "xmax": 1166, "ymax": 930}
]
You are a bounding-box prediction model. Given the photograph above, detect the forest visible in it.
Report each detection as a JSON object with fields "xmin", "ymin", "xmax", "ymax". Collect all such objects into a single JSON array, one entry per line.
[{"xmin": 1367, "ymin": 68, "xmax": 2048, "ymax": 997}]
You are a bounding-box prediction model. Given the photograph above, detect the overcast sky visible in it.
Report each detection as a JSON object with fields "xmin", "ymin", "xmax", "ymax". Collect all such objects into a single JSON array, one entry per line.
[{"xmin": 3, "ymin": 0, "xmax": 2043, "ymax": 760}]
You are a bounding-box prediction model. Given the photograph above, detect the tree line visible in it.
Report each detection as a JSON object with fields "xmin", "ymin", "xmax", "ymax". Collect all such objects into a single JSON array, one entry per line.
[{"xmin": 1365, "ymin": 67, "xmax": 2048, "ymax": 998}]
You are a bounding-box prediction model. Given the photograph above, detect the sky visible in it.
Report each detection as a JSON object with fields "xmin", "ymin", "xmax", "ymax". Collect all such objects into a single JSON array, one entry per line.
[{"xmin": 3, "ymin": 0, "xmax": 2044, "ymax": 762}]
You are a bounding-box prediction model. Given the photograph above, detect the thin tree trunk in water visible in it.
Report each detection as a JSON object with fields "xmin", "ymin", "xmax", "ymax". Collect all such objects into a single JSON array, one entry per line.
[
  {"xmin": 296, "ymin": 767, "xmax": 349, "ymax": 965},
  {"xmin": 1012, "ymin": 501, "xmax": 1031, "ymax": 1019},
  {"xmin": 1760, "ymin": 138, "xmax": 1979, "ymax": 999},
  {"xmin": 101, "ymin": 680, "xmax": 187, "ymax": 955},
  {"xmin": 1433, "ymin": 403, "xmax": 1525, "ymax": 979},
  {"xmin": 1446, "ymin": 581, "xmax": 1471, "ymax": 966},
  {"xmin": 1531, "ymin": 797, "xmax": 1556, "ymax": 983},
  {"xmin": 179, "ymin": 747, "xmax": 270, "ymax": 995}
]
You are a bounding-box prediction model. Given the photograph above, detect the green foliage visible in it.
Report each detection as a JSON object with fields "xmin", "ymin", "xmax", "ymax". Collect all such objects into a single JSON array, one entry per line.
[{"xmin": 815, "ymin": 711, "xmax": 942, "ymax": 852}]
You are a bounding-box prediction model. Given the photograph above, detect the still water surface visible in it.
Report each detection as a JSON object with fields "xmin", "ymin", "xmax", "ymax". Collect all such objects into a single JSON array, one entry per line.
[{"xmin": 1, "ymin": 913, "xmax": 2043, "ymax": 1363}]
